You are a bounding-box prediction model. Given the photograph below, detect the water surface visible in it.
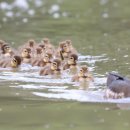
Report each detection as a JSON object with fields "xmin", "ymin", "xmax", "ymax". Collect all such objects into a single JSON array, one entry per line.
[{"xmin": 0, "ymin": 0, "xmax": 130, "ymax": 130}]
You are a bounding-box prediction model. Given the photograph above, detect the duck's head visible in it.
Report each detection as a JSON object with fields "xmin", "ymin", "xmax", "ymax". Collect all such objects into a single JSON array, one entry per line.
[
  {"xmin": 65, "ymin": 40, "xmax": 72, "ymax": 47},
  {"xmin": 42, "ymin": 38, "xmax": 50, "ymax": 44},
  {"xmin": 21, "ymin": 48, "xmax": 31, "ymax": 58},
  {"xmin": 67, "ymin": 53, "xmax": 78, "ymax": 65},
  {"xmin": 36, "ymin": 47, "xmax": 43, "ymax": 55},
  {"xmin": 51, "ymin": 59, "xmax": 61, "ymax": 71},
  {"xmin": 59, "ymin": 41, "xmax": 70, "ymax": 53},
  {"xmin": 0, "ymin": 40, "xmax": 5, "ymax": 48},
  {"xmin": 11, "ymin": 55, "xmax": 21, "ymax": 68},
  {"xmin": 78, "ymin": 65, "xmax": 89, "ymax": 77},
  {"xmin": 1, "ymin": 44, "xmax": 12, "ymax": 54},
  {"xmin": 28, "ymin": 39, "xmax": 35, "ymax": 48},
  {"xmin": 43, "ymin": 52, "xmax": 52, "ymax": 63}
]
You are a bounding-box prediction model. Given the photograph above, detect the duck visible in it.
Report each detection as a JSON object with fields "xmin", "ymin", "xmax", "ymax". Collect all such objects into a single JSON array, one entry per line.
[
  {"xmin": 21, "ymin": 47, "xmax": 31, "ymax": 64},
  {"xmin": 72, "ymin": 65, "xmax": 93, "ymax": 82},
  {"xmin": 63, "ymin": 53, "xmax": 78, "ymax": 70},
  {"xmin": 39, "ymin": 59, "xmax": 61, "ymax": 76},
  {"xmin": 31, "ymin": 52, "xmax": 52, "ymax": 67},
  {"xmin": 55, "ymin": 40, "xmax": 77, "ymax": 61},
  {"xmin": 105, "ymin": 73, "xmax": 130, "ymax": 99},
  {"xmin": 0, "ymin": 55, "xmax": 21, "ymax": 68},
  {"xmin": 40, "ymin": 38, "xmax": 55, "ymax": 54},
  {"xmin": 1, "ymin": 44, "xmax": 15, "ymax": 58}
]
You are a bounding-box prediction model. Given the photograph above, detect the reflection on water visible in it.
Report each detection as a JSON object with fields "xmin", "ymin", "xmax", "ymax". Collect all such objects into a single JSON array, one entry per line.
[{"xmin": 1, "ymin": 0, "xmax": 130, "ymax": 130}]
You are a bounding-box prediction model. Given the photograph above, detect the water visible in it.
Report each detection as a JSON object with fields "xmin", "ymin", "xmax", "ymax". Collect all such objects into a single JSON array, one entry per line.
[{"xmin": 0, "ymin": 0, "xmax": 130, "ymax": 130}]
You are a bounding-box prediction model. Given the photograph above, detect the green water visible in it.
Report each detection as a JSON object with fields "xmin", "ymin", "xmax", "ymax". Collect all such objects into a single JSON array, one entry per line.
[{"xmin": 0, "ymin": 0, "xmax": 130, "ymax": 130}]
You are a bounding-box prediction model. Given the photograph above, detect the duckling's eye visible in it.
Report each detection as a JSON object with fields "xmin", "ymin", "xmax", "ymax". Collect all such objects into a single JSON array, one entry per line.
[
  {"xmin": 70, "ymin": 57, "xmax": 74, "ymax": 60},
  {"xmin": 80, "ymin": 69, "xmax": 83, "ymax": 72},
  {"xmin": 5, "ymin": 46, "xmax": 10, "ymax": 50},
  {"xmin": 45, "ymin": 55, "xmax": 49, "ymax": 58},
  {"xmin": 53, "ymin": 62, "xmax": 57, "ymax": 66},
  {"xmin": 13, "ymin": 59, "xmax": 17, "ymax": 63},
  {"xmin": 63, "ymin": 45, "xmax": 67, "ymax": 48},
  {"xmin": 24, "ymin": 50, "xmax": 27, "ymax": 53}
]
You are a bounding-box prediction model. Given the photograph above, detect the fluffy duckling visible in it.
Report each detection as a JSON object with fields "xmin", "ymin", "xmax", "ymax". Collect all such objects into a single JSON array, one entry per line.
[
  {"xmin": 55, "ymin": 41, "xmax": 77, "ymax": 61},
  {"xmin": 31, "ymin": 52, "xmax": 52, "ymax": 67},
  {"xmin": 40, "ymin": 38, "xmax": 55, "ymax": 54},
  {"xmin": 72, "ymin": 65, "xmax": 93, "ymax": 82},
  {"xmin": 1, "ymin": 44, "xmax": 14, "ymax": 57},
  {"xmin": 0, "ymin": 40, "xmax": 5, "ymax": 49},
  {"xmin": 21, "ymin": 48, "xmax": 31, "ymax": 63},
  {"xmin": 65, "ymin": 40, "xmax": 77, "ymax": 54},
  {"xmin": 39, "ymin": 59, "xmax": 61, "ymax": 76},
  {"xmin": 0, "ymin": 40, "xmax": 5, "ymax": 56},
  {"xmin": 104, "ymin": 73, "xmax": 130, "ymax": 99},
  {"xmin": 0, "ymin": 55, "xmax": 21, "ymax": 68},
  {"xmin": 63, "ymin": 53, "xmax": 78, "ymax": 71}
]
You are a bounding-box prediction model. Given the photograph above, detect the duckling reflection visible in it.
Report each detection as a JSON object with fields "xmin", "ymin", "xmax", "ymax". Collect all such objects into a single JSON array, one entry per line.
[{"xmin": 72, "ymin": 65, "xmax": 94, "ymax": 90}]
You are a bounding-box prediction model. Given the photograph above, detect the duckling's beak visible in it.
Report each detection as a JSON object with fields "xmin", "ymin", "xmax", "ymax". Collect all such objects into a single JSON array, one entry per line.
[{"xmin": 11, "ymin": 59, "xmax": 18, "ymax": 68}]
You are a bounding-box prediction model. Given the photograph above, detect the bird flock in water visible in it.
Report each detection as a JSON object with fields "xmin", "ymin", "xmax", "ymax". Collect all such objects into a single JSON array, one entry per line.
[
  {"xmin": 0, "ymin": 38, "xmax": 127, "ymax": 99},
  {"xmin": 0, "ymin": 38, "xmax": 93, "ymax": 82}
]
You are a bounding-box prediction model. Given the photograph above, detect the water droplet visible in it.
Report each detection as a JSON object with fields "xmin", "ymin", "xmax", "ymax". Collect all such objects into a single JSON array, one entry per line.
[
  {"xmin": 28, "ymin": 9, "xmax": 35, "ymax": 16},
  {"xmin": 102, "ymin": 12, "xmax": 109, "ymax": 18},
  {"xmin": 22, "ymin": 18, "xmax": 28, "ymax": 23},
  {"xmin": 49, "ymin": 4, "xmax": 60, "ymax": 14},
  {"xmin": 6, "ymin": 11, "xmax": 14, "ymax": 17},
  {"xmin": 53, "ymin": 13, "xmax": 60, "ymax": 19}
]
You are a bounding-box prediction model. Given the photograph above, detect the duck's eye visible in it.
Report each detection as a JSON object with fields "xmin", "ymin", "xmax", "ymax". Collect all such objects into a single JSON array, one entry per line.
[
  {"xmin": 52, "ymin": 62, "xmax": 57, "ymax": 66},
  {"xmin": 5, "ymin": 46, "xmax": 10, "ymax": 50},
  {"xmin": 63, "ymin": 45, "xmax": 67, "ymax": 48},
  {"xmin": 13, "ymin": 59, "xmax": 17, "ymax": 63},
  {"xmin": 70, "ymin": 57, "xmax": 74, "ymax": 60},
  {"xmin": 45, "ymin": 55, "xmax": 49, "ymax": 58},
  {"xmin": 80, "ymin": 69, "xmax": 83, "ymax": 72}
]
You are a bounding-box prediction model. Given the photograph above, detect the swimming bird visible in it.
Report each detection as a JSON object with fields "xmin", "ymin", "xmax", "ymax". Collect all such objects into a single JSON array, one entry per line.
[{"xmin": 105, "ymin": 73, "xmax": 130, "ymax": 99}]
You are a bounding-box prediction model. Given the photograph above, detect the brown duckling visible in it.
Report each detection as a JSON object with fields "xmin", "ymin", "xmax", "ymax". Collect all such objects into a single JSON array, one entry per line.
[
  {"xmin": 55, "ymin": 41, "xmax": 75, "ymax": 61},
  {"xmin": 72, "ymin": 65, "xmax": 93, "ymax": 82},
  {"xmin": 0, "ymin": 40, "xmax": 5, "ymax": 49},
  {"xmin": 31, "ymin": 52, "xmax": 52, "ymax": 67},
  {"xmin": 40, "ymin": 38, "xmax": 55, "ymax": 54},
  {"xmin": 0, "ymin": 55, "xmax": 21, "ymax": 68},
  {"xmin": 21, "ymin": 48, "xmax": 31, "ymax": 63},
  {"xmin": 1, "ymin": 44, "xmax": 14, "ymax": 57},
  {"xmin": 63, "ymin": 53, "xmax": 78, "ymax": 70},
  {"xmin": 40, "ymin": 59, "xmax": 61, "ymax": 76},
  {"xmin": 65, "ymin": 40, "xmax": 77, "ymax": 54}
]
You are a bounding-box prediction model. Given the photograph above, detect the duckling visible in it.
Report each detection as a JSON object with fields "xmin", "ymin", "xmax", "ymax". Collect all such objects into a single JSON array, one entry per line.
[
  {"xmin": 72, "ymin": 65, "xmax": 93, "ymax": 82},
  {"xmin": 0, "ymin": 40, "xmax": 5, "ymax": 56},
  {"xmin": 1, "ymin": 44, "xmax": 14, "ymax": 57},
  {"xmin": 63, "ymin": 53, "xmax": 78, "ymax": 73},
  {"xmin": 65, "ymin": 40, "xmax": 77, "ymax": 54},
  {"xmin": 31, "ymin": 52, "xmax": 52, "ymax": 67},
  {"xmin": 21, "ymin": 48, "xmax": 31, "ymax": 63},
  {"xmin": 55, "ymin": 41, "xmax": 75, "ymax": 61},
  {"xmin": 18, "ymin": 39, "xmax": 37, "ymax": 54},
  {"xmin": 0, "ymin": 40, "xmax": 5, "ymax": 49},
  {"xmin": 0, "ymin": 55, "xmax": 21, "ymax": 68},
  {"xmin": 40, "ymin": 38, "xmax": 55, "ymax": 54},
  {"xmin": 104, "ymin": 73, "xmax": 130, "ymax": 99},
  {"xmin": 40, "ymin": 59, "xmax": 61, "ymax": 76}
]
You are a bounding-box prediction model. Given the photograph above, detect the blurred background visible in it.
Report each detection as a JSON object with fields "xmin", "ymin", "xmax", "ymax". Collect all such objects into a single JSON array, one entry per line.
[{"xmin": 0, "ymin": 0, "xmax": 130, "ymax": 130}]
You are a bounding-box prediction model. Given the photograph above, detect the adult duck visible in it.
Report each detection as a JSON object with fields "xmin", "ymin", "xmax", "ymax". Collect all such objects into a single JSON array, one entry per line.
[{"xmin": 105, "ymin": 73, "xmax": 130, "ymax": 98}]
